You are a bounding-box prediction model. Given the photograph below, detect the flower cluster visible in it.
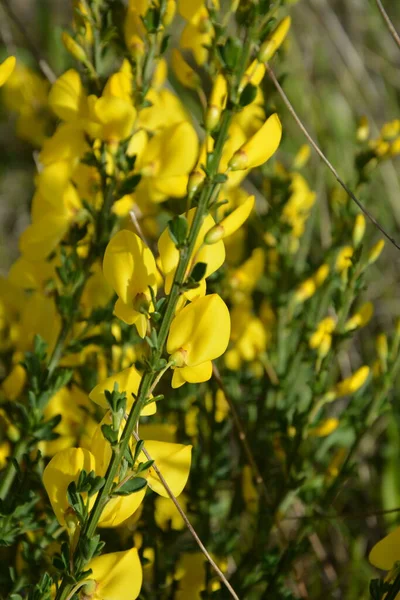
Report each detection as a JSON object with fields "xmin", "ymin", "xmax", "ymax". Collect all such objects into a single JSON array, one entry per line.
[{"xmin": 0, "ymin": 1, "xmax": 399, "ymax": 599}]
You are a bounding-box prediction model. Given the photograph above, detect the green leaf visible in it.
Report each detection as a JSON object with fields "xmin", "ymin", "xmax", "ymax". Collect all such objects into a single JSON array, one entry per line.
[
  {"xmin": 114, "ymin": 477, "xmax": 148, "ymax": 496},
  {"xmin": 190, "ymin": 262, "xmax": 208, "ymax": 282},
  {"xmin": 168, "ymin": 215, "xmax": 188, "ymax": 247},
  {"xmin": 239, "ymin": 83, "xmax": 258, "ymax": 107}
]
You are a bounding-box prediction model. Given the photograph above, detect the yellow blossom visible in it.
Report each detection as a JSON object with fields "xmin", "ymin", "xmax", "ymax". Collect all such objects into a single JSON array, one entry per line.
[
  {"xmin": 229, "ymin": 113, "xmax": 282, "ymax": 171},
  {"xmin": 103, "ymin": 230, "xmax": 158, "ymax": 337},
  {"xmin": 167, "ymin": 294, "xmax": 230, "ymax": 388},
  {"xmin": 84, "ymin": 548, "xmax": 143, "ymax": 600}
]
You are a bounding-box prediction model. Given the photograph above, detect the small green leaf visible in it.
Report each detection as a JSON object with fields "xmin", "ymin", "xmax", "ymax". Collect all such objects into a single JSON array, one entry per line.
[{"xmin": 114, "ymin": 477, "xmax": 148, "ymax": 496}]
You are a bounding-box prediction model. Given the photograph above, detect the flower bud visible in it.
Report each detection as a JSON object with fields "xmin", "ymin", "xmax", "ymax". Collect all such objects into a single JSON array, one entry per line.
[
  {"xmin": 376, "ymin": 333, "xmax": 388, "ymax": 367},
  {"xmin": 62, "ymin": 32, "xmax": 88, "ymax": 63},
  {"xmin": 258, "ymin": 16, "xmax": 291, "ymax": 63},
  {"xmin": 352, "ymin": 214, "xmax": 366, "ymax": 247},
  {"xmin": 204, "ymin": 225, "xmax": 224, "ymax": 245},
  {"xmin": 163, "ymin": 0, "xmax": 176, "ymax": 26},
  {"xmin": 229, "ymin": 113, "xmax": 282, "ymax": 171},
  {"xmin": 187, "ymin": 170, "xmax": 205, "ymax": 196},
  {"xmin": 367, "ymin": 239, "xmax": 385, "ymax": 265}
]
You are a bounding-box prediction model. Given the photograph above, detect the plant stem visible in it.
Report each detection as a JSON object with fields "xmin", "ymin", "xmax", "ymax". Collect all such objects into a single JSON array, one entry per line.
[{"xmin": 0, "ymin": 439, "xmax": 28, "ymax": 500}]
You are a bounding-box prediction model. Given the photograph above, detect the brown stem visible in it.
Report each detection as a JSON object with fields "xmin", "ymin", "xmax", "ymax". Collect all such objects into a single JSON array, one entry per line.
[
  {"xmin": 266, "ymin": 63, "xmax": 400, "ymax": 252},
  {"xmin": 375, "ymin": 0, "xmax": 400, "ymax": 51},
  {"xmin": 132, "ymin": 431, "xmax": 240, "ymax": 600}
]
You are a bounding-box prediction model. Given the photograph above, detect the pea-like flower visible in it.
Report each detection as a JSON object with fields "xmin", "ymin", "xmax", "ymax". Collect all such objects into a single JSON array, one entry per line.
[
  {"xmin": 83, "ymin": 547, "xmax": 142, "ymax": 600},
  {"xmin": 167, "ymin": 294, "xmax": 231, "ymax": 388},
  {"xmin": 103, "ymin": 230, "xmax": 158, "ymax": 337}
]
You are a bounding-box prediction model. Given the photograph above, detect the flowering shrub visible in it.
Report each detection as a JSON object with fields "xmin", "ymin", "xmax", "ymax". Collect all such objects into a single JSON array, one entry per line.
[{"xmin": 0, "ymin": 1, "xmax": 400, "ymax": 599}]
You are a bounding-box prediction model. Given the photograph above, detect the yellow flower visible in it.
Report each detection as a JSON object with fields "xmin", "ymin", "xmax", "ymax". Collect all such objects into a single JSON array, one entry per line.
[
  {"xmin": 135, "ymin": 121, "xmax": 198, "ymax": 204},
  {"xmin": 335, "ymin": 246, "xmax": 353, "ymax": 273},
  {"xmin": 155, "ymin": 495, "xmax": 186, "ymax": 530},
  {"xmin": 369, "ymin": 526, "xmax": 400, "ymax": 571},
  {"xmin": 43, "ymin": 447, "xmax": 96, "ymax": 527},
  {"xmin": 84, "ymin": 548, "xmax": 142, "ymax": 600},
  {"xmin": 309, "ymin": 317, "xmax": 336, "ymax": 349},
  {"xmin": 158, "ymin": 208, "xmax": 225, "ymax": 299},
  {"xmin": 258, "ymin": 16, "xmax": 292, "ymax": 62},
  {"xmin": 0, "ymin": 56, "xmax": 16, "ymax": 87},
  {"xmin": 48, "ymin": 69, "xmax": 87, "ymax": 122},
  {"xmin": 103, "ymin": 230, "xmax": 158, "ymax": 337},
  {"xmin": 228, "ymin": 113, "xmax": 282, "ymax": 171},
  {"xmin": 167, "ymin": 294, "xmax": 230, "ymax": 388}
]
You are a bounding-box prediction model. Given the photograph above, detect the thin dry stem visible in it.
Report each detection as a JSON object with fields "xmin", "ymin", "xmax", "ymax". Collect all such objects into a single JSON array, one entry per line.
[
  {"xmin": 266, "ymin": 64, "xmax": 400, "ymax": 252},
  {"xmin": 375, "ymin": 0, "xmax": 400, "ymax": 51},
  {"xmin": 132, "ymin": 430, "xmax": 240, "ymax": 600}
]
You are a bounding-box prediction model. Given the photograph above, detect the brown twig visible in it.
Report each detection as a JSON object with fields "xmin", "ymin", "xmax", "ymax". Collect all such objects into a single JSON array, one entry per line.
[
  {"xmin": 212, "ymin": 365, "xmax": 339, "ymax": 590},
  {"xmin": 375, "ymin": 0, "xmax": 400, "ymax": 51},
  {"xmin": 132, "ymin": 430, "xmax": 240, "ymax": 600},
  {"xmin": 0, "ymin": 0, "xmax": 56, "ymax": 83},
  {"xmin": 266, "ymin": 63, "xmax": 400, "ymax": 252}
]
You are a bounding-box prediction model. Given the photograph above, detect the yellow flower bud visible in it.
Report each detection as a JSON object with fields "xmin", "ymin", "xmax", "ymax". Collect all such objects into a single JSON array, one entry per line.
[
  {"xmin": 356, "ymin": 116, "xmax": 369, "ymax": 142},
  {"xmin": 352, "ymin": 214, "xmax": 366, "ymax": 247},
  {"xmin": 62, "ymin": 32, "xmax": 88, "ymax": 63},
  {"xmin": 229, "ymin": 113, "xmax": 282, "ymax": 171},
  {"xmin": 163, "ymin": 0, "xmax": 176, "ymax": 26},
  {"xmin": 376, "ymin": 333, "xmax": 388, "ymax": 366},
  {"xmin": 294, "ymin": 278, "xmax": 316, "ymax": 303},
  {"xmin": 293, "ymin": 144, "xmax": 311, "ymax": 169},
  {"xmin": 309, "ymin": 418, "xmax": 339, "ymax": 437},
  {"xmin": 332, "ymin": 365, "xmax": 370, "ymax": 399},
  {"xmin": 313, "ymin": 264, "xmax": 330, "ymax": 286},
  {"xmin": 258, "ymin": 16, "xmax": 292, "ymax": 63},
  {"xmin": 239, "ymin": 60, "xmax": 265, "ymax": 93},
  {"xmin": 206, "ymin": 74, "xmax": 228, "ymax": 131},
  {"xmin": 344, "ymin": 301, "xmax": 373, "ymax": 332},
  {"xmin": 381, "ymin": 119, "xmax": 400, "ymax": 141},
  {"xmin": 367, "ymin": 239, "xmax": 385, "ymax": 264}
]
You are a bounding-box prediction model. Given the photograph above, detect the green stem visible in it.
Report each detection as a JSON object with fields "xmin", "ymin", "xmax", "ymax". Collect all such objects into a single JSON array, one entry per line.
[
  {"xmin": 0, "ymin": 439, "xmax": 28, "ymax": 501},
  {"xmin": 55, "ymin": 108, "xmax": 235, "ymax": 600}
]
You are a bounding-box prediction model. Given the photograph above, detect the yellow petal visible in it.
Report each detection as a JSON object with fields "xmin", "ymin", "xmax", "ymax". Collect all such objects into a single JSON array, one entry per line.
[
  {"xmin": 218, "ymin": 195, "xmax": 255, "ymax": 238},
  {"xmin": 171, "ymin": 49, "xmax": 199, "ymax": 90},
  {"xmin": 88, "ymin": 548, "xmax": 142, "ymax": 600},
  {"xmin": 172, "ymin": 361, "xmax": 212, "ymax": 388},
  {"xmin": 369, "ymin": 527, "xmax": 400, "ymax": 570},
  {"xmin": 43, "ymin": 448, "xmax": 96, "ymax": 526},
  {"xmin": 167, "ymin": 294, "xmax": 230, "ymax": 366},
  {"xmin": 93, "ymin": 96, "xmax": 136, "ymax": 142},
  {"xmin": 19, "ymin": 215, "xmax": 69, "ymax": 261},
  {"xmin": 48, "ymin": 69, "xmax": 86, "ymax": 121},
  {"xmin": 89, "ymin": 366, "xmax": 156, "ymax": 415},
  {"xmin": 103, "ymin": 230, "xmax": 157, "ymax": 305},
  {"xmin": 143, "ymin": 440, "xmax": 192, "ymax": 497},
  {"xmin": 229, "ymin": 113, "xmax": 282, "ymax": 171},
  {"xmin": 0, "ymin": 56, "xmax": 16, "ymax": 87},
  {"xmin": 99, "ymin": 490, "xmax": 146, "ymax": 528},
  {"xmin": 158, "ymin": 208, "xmax": 225, "ymax": 293}
]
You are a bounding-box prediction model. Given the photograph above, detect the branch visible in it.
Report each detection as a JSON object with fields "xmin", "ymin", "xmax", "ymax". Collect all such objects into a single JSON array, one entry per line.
[
  {"xmin": 132, "ymin": 431, "xmax": 240, "ymax": 600},
  {"xmin": 375, "ymin": 0, "xmax": 400, "ymax": 51},
  {"xmin": 266, "ymin": 64, "xmax": 400, "ymax": 252}
]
